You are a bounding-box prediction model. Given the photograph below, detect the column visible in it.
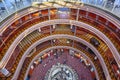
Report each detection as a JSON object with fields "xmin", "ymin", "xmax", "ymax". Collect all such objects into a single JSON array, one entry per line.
[
  {"xmin": 1, "ymin": 0, "xmax": 9, "ymax": 14},
  {"xmin": 29, "ymin": 14, "xmax": 32, "ymax": 19},
  {"xmin": 96, "ymin": 15, "xmax": 99, "ymax": 21},
  {"xmin": 86, "ymin": 11, "xmax": 89, "ymax": 18},
  {"xmin": 72, "ymin": 40, "xmax": 74, "ymax": 47},
  {"xmin": 14, "ymin": 0, "xmax": 18, "ymax": 11},
  {"xmin": 51, "ymin": 24, "xmax": 56, "ymax": 46},
  {"xmin": 50, "ymin": 25, "xmax": 52, "ymax": 35},
  {"xmin": 74, "ymin": 26, "xmax": 76, "ymax": 36},
  {"xmin": 105, "ymin": 20, "xmax": 109, "ymax": 25},
  {"xmin": 95, "ymin": 0, "xmax": 97, "ymax": 5},
  {"xmin": 103, "ymin": 0, "xmax": 108, "ymax": 8},
  {"xmin": 51, "ymin": 39, "xmax": 53, "ymax": 46},
  {"xmin": 112, "ymin": 0, "xmax": 119, "ymax": 12},
  {"xmin": 112, "ymin": 4, "xmax": 116, "ymax": 12},
  {"xmin": 76, "ymin": 8, "xmax": 79, "ymax": 21},
  {"xmin": 48, "ymin": 8, "xmax": 51, "ymax": 20},
  {"xmin": 0, "ymin": 16, "xmax": 3, "ymax": 21},
  {"xmin": 19, "ymin": 19, "xmax": 22, "ymax": 24},
  {"xmin": 38, "ymin": 27, "xmax": 41, "ymax": 32}
]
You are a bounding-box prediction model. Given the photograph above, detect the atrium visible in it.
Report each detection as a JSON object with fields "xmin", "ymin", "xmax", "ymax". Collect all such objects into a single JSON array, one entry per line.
[{"xmin": 0, "ymin": 0, "xmax": 120, "ymax": 80}]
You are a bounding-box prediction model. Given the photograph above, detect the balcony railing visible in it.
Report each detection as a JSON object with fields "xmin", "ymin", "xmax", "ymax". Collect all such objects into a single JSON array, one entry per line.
[{"xmin": 0, "ymin": 0, "xmax": 120, "ymax": 23}]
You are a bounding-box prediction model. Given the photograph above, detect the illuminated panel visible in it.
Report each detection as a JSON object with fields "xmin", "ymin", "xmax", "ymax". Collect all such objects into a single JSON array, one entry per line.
[
  {"xmin": 53, "ymin": 3, "xmax": 63, "ymax": 8},
  {"xmin": 43, "ymin": 2, "xmax": 53, "ymax": 6}
]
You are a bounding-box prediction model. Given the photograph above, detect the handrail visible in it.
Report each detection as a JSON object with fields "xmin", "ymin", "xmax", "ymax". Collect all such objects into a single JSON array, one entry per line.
[
  {"xmin": 12, "ymin": 34, "xmax": 110, "ymax": 80},
  {"xmin": 0, "ymin": 5, "xmax": 120, "ymax": 56},
  {"xmin": 0, "ymin": 19, "xmax": 119, "ymax": 73},
  {"xmin": 24, "ymin": 46, "xmax": 99, "ymax": 80},
  {"xmin": 0, "ymin": 1, "xmax": 120, "ymax": 35}
]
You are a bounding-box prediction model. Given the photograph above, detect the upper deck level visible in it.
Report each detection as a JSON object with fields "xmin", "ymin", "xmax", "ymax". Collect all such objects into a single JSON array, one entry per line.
[{"xmin": 0, "ymin": 0, "xmax": 120, "ymax": 23}]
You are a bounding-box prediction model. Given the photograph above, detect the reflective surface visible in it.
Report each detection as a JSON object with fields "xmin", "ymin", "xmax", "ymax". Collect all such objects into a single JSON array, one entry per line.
[{"xmin": 0, "ymin": 0, "xmax": 120, "ymax": 22}]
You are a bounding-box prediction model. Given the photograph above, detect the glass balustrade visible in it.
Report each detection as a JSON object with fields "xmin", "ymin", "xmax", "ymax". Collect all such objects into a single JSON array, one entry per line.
[{"xmin": 0, "ymin": 0, "xmax": 120, "ymax": 22}]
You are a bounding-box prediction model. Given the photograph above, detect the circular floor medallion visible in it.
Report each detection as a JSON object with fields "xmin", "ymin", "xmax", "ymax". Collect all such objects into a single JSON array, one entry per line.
[{"xmin": 44, "ymin": 63, "xmax": 78, "ymax": 80}]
